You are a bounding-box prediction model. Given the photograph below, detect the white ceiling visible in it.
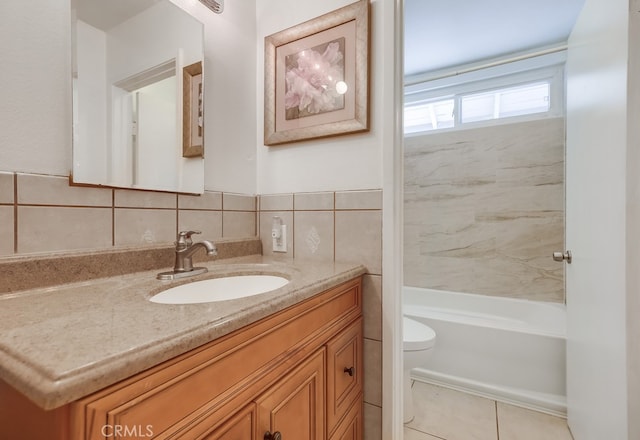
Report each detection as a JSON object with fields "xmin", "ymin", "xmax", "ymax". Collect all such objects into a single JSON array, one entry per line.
[
  {"xmin": 76, "ymin": 0, "xmax": 161, "ymax": 31},
  {"xmin": 404, "ymin": 0, "xmax": 586, "ymax": 77}
]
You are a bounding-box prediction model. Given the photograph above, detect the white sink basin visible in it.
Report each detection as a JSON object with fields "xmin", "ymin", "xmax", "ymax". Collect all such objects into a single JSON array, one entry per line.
[{"xmin": 150, "ymin": 275, "xmax": 289, "ymax": 304}]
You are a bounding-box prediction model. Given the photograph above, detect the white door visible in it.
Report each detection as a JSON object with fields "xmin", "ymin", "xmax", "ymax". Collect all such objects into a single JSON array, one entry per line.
[
  {"xmin": 565, "ymin": 0, "xmax": 628, "ymax": 438},
  {"xmin": 135, "ymin": 76, "xmax": 177, "ymax": 190}
]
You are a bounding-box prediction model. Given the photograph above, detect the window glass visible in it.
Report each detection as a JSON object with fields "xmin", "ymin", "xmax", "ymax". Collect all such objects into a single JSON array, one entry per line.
[{"xmin": 404, "ymin": 99, "xmax": 454, "ymax": 133}]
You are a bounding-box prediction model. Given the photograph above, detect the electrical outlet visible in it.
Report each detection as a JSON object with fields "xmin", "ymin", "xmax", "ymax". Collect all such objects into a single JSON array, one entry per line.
[{"xmin": 273, "ymin": 225, "xmax": 287, "ymax": 252}]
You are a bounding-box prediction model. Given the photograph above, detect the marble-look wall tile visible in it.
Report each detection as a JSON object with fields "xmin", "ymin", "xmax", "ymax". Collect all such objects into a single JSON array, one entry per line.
[{"xmin": 404, "ymin": 117, "xmax": 565, "ymax": 302}]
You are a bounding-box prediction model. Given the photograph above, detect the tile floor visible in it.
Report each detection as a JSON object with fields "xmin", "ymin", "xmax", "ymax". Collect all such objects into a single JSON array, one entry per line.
[{"xmin": 404, "ymin": 381, "xmax": 574, "ymax": 440}]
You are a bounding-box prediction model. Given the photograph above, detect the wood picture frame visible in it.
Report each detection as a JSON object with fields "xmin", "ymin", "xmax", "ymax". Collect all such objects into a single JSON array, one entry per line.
[
  {"xmin": 183, "ymin": 61, "xmax": 204, "ymax": 157},
  {"xmin": 264, "ymin": 0, "xmax": 370, "ymax": 146}
]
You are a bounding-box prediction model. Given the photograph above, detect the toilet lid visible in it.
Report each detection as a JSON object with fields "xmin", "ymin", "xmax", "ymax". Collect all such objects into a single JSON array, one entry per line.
[{"xmin": 403, "ymin": 317, "xmax": 436, "ymax": 351}]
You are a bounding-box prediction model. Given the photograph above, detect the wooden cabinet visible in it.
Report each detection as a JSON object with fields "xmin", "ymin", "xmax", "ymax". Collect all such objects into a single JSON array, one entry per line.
[
  {"xmin": 255, "ymin": 349, "xmax": 325, "ymax": 440},
  {"xmin": 202, "ymin": 404, "xmax": 256, "ymax": 440},
  {"xmin": 326, "ymin": 319, "xmax": 363, "ymax": 437},
  {"xmin": 0, "ymin": 277, "xmax": 363, "ymax": 440}
]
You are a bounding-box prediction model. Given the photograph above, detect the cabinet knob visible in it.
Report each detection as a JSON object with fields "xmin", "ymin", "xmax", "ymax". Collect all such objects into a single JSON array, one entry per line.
[
  {"xmin": 264, "ymin": 431, "xmax": 282, "ymax": 440},
  {"xmin": 344, "ymin": 366, "xmax": 355, "ymax": 377}
]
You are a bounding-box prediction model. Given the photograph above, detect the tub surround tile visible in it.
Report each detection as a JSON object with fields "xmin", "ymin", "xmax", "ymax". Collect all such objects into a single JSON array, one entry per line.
[
  {"xmin": 406, "ymin": 381, "xmax": 498, "ymax": 440},
  {"xmin": 114, "ymin": 189, "xmax": 176, "ymax": 209},
  {"xmin": 0, "ymin": 256, "xmax": 366, "ymax": 409},
  {"xmin": 223, "ymin": 193, "xmax": 256, "ymax": 211},
  {"xmin": 293, "ymin": 211, "xmax": 334, "ymax": 261},
  {"xmin": 223, "ymin": 211, "xmax": 256, "ymax": 238},
  {"xmin": 178, "ymin": 191, "xmax": 222, "ymax": 210},
  {"xmin": 0, "ymin": 238, "xmax": 262, "ymax": 294},
  {"xmin": 497, "ymin": 402, "xmax": 573, "ymax": 440},
  {"xmin": 17, "ymin": 206, "xmax": 112, "ymax": 254},
  {"xmin": 17, "ymin": 174, "xmax": 112, "ymax": 207},
  {"xmin": 259, "ymin": 193, "xmax": 293, "ymax": 211},
  {"xmin": 0, "ymin": 172, "xmax": 14, "ymax": 204},
  {"xmin": 294, "ymin": 192, "xmax": 334, "ymax": 210},
  {"xmin": 336, "ymin": 189, "xmax": 382, "ymax": 210},
  {"xmin": 404, "ymin": 117, "xmax": 565, "ymax": 303}
]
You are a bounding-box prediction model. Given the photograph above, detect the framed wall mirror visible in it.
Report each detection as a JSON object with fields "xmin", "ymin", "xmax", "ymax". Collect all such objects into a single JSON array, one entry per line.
[{"xmin": 70, "ymin": 0, "xmax": 205, "ymax": 194}]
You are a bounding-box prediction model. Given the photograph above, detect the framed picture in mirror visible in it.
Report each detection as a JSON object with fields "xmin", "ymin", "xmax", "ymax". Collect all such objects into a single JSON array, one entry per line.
[
  {"xmin": 183, "ymin": 61, "xmax": 204, "ymax": 158},
  {"xmin": 264, "ymin": 0, "xmax": 370, "ymax": 146}
]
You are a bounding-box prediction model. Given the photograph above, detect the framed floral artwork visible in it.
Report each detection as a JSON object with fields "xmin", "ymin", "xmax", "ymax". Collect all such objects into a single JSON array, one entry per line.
[
  {"xmin": 183, "ymin": 61, "xmax": 204, "ymax": 158},
  {"xmin": 264, "ymin": 0, "xmax": 370, "ymax": 146}
]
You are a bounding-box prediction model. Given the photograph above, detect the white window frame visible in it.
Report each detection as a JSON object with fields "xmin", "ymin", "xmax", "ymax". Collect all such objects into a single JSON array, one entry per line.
[{"xmin": 404, "ymin": 51, "xmax": 566, "ymax": 136}]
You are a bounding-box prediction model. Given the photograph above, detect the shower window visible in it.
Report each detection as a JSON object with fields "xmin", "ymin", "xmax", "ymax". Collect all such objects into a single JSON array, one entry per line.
[
  {"xmin": 404, "ymin": 98, "xmax": 454, "ymax": 134},
  {"xmin": 403, "ymin": 52, "xmax": 565, "ymax": 135}
]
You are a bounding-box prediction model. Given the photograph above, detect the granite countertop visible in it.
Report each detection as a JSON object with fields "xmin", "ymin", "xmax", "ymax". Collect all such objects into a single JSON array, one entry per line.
[{"xmin": 0, "ymin": 255, "xmax": 366, "ymax": 410}]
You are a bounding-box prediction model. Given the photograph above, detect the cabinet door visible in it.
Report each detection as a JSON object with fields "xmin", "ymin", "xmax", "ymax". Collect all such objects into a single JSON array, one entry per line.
[
  {"xmin": 326, "ymin": 318, "xmax": 363, "ymax": 436},
  {"xmin": 201, "ymin": 404, "xmax": 256, "ymax": 440},
  {"xmin": 255, "ymin": 349, "xmax": 325, "ymax": 440},
  {"xmin": 328, "ymin": 398, "xmax": 362, "ymax": 440}
]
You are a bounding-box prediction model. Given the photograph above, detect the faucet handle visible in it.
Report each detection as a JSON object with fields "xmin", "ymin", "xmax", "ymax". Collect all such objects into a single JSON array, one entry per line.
[{"xmin": 176, "ymin": 230, "xmax": 201, "ymax": 249}]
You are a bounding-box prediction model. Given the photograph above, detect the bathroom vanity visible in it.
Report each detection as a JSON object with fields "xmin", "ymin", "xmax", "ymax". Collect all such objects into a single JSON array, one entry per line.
[{"xmin": 0, "ymin": 253, "xmax": 365, "ymax": 440}]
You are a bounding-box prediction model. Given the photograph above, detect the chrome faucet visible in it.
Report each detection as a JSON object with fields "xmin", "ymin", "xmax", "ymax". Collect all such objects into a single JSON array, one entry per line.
[{"xmin": 157, "ymin": 230, "xmax": 217, "ymax": 280}]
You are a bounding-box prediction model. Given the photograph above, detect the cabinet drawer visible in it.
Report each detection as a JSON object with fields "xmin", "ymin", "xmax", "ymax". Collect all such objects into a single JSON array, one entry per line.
[{"xmin": 326, "ymin": 318, "xmax": 363, "ymax": 436}]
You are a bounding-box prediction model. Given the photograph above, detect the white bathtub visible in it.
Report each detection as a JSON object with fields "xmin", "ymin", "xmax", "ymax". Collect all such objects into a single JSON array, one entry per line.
[{"xmin": 404, "ymin": 286, "xmax": 567, "ymax": 416}]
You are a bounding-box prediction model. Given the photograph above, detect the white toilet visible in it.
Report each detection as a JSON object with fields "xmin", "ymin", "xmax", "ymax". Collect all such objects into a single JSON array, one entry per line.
[{"xmin": 403, "ymin": 316, "xmax": 436, "ymax": 423}]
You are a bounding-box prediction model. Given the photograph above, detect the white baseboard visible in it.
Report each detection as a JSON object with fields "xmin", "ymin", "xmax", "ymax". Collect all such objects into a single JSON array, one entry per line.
[{"xmin": 411, "ymin": 367, "xmax": 567, "ymax": 418}]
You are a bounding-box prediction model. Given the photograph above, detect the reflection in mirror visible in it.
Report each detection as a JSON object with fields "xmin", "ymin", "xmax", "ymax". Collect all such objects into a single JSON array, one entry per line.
[{"xmin": 71, "ymin": 0, "xmax": 205, "ymax": 194}]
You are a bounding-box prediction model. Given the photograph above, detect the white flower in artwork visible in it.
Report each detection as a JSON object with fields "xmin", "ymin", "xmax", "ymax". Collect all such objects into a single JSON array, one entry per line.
[
  {"xmin": 284, "ymin": 39, "xmax": 345, "ymax": 118},
  {"xmin": 305, "ymin": 226, "xmax": 321, "ymax": 254}
]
